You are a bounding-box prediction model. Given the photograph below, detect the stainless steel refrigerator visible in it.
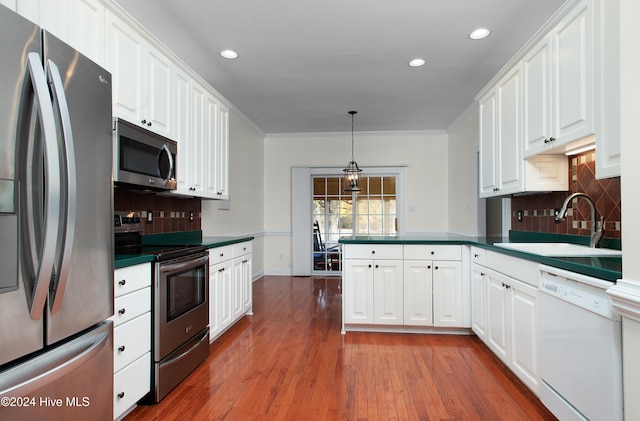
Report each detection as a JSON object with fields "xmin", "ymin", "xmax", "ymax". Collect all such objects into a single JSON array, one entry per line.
[{"xmin": 0, "ymin": 5, "xmax": 114, "ymax": 420}]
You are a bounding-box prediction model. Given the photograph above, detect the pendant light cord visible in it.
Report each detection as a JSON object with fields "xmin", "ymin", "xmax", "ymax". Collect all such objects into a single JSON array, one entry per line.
[{"xmin": 349, "ymin": 110, "xmax": 357, "ymax": 161}]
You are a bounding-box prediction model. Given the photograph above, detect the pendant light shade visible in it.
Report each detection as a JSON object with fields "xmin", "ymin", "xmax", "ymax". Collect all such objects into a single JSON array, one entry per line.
[{"xmin": 343, "ymin": 111, "xmax": 362, "ymax": 192}]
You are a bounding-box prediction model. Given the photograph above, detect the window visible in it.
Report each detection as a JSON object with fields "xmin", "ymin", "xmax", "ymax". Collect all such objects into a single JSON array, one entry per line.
[{"xmin": 312, "ymin": 173, "xmax": 398, "ymax": 273}]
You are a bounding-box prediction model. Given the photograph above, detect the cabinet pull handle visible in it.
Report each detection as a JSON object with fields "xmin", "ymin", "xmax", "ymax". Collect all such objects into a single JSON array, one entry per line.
[
  {"xmin": 480, "ymin": 272, "xmax": 485, "ymax": 276},
  {"xmin": 474, "ymin": 254, "xmax": 479, "ymax": 258},
  {"xmin": 117, "ymin": 392, "xmax": 125, "ymax": 399},
  {"xmin": 141, "ymin": 119, "xmax": 146, "ymax": 124},
  {"xmin": 118, "ymin": 308, "xmax": 126, "ymax": 315},
  {"xmin": 219, "ymin": 268, "xmax": 225, "ymax": 272},
  {"xmin": 118, "ymin": 345, "xmax": 125, "ymax": 352},
  {"xmin": 549, "ymin": 136, "xmax": 555, "ymax": 142},
  {"xmin": 118, "ymin": 279, "xmax": 126, "ymax": 286},
  {"xmin": 147, "ymin": 122, "xmax": 152, "ymax": 127},
  {"xmin": 544, "ymin": 138, "xmax": 550, "ymax": 144}
]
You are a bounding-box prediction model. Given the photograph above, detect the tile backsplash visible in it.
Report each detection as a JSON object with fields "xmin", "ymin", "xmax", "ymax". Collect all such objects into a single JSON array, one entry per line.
[
  {"xmin": 114, "ymin": 188, "xmax": 201, "ymax": 234},
  {"xmin": 510, "ymin": 151, "xmax": 621, "ymax": 239}
]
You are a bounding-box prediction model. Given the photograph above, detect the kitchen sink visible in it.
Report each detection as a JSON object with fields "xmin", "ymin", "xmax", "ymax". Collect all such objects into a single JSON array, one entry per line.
[{"xmin": 493, "ymin": 242, "xmax": 622, "ymax": 257}]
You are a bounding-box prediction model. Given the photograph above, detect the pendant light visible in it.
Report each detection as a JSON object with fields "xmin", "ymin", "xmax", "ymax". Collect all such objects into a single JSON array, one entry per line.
[{"xmin": 343, "ymin": 111, "xmax": 362, "ymax": 192}]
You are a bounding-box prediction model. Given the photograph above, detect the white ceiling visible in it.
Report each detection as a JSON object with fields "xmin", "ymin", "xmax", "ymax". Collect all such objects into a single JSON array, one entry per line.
[{"xmin": 114, "ymin": 0, "xmax": 565, "ymax": 134}]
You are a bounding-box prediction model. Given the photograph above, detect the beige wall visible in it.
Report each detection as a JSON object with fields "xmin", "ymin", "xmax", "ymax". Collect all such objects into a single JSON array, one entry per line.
[
  {"xmin": 263, "ymin": 130, "xmax": 449, "ymax": 275},
  {"xmin": 447, "ymin": 104, "xmax": 481, "ymax": 236},
  {"xmin": 201, "ymin": 110, "xmax": 265, "ymax": 278}
]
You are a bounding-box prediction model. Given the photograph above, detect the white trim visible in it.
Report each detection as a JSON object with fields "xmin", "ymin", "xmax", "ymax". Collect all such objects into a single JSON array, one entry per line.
[
  {"xmin": 205, "ymin": 229, "xmax": 264, "ymax": 238},
  {"xmin": 607, "ymin": 279, "xmax": 640, "ymax": 323},
  {"xmin": 264, "ymin": 268, "xmax": 294, "ymax": 276},
  {"xmin": 264, "ymin": 230, "xmax": 291, "ymax": 237},
  {"xmin": 265, "ymin": 129, "xmax": 446, "ymax": 139}
]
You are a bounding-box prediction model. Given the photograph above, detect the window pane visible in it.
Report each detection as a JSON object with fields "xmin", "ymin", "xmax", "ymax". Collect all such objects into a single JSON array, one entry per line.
[
  {"xmin": 312, "ymin": 200, "xmax": 325, "ymax": 215},
  {"xmin": 383, "ymin": 177, "xmax": 395, "ymax": 194},
  {"xmin": 369, "ymin": 177, "xmax": 382, "ymax": 194},
  {"xmin": 327, "ymin": 178, "xmax": 340, "ymax": 195},
  {"xmin": 313, "ymin": 178, "xmax": 326, "ymax": 195}
]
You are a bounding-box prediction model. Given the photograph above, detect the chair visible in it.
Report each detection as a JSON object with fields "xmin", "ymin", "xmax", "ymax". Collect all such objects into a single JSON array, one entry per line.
[{"xmin": 313, "ymin": 221, "xmax": 341, "ymax": 271}]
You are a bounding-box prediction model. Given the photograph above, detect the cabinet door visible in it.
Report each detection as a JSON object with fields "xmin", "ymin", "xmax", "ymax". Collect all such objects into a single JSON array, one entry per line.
[
  {"xmin": 172, "ymin": 67, "xmax": 191, "ymax": 194},
  {"xmin": 479, "ymin": 91, "xmax": 497, "ymax": 198},
  {"xmin": 145, "ymin": 43, "xmax": 173, "ymax": 137},
  {"xmin": 509, "ymin": 280, "xmax": 539, "ymax": 393},
  {"xmin": 215, "ymin": 103, "xmax": 230, "ymax": 199},
  {"xmin": 241, "ymin": 254, "xmax": 253, "ymax": 313},
  {"xmin": 470, "ymin": 265, "xmax": 487, "ymax": 341},
  {"xmin": 373, "ymin": 260, "xmax": 403, "ymax": 325},
  {"xmin": 496, "ymin": 65, "xmax": 523, "ymax": 195},
  {"xmin": 432, "ymin": 261, "xmax": 463, "ymax": 327},
  {"xmin": 204, "ymin": 94, "xmax": 220, "ymax": 198},
  {"xmin": 551, "ymin": 0, "xmax": 594, "ymax": 145},
  {"xmin": 486, "ymin": 271, "xmax": 509, "ymax": 363},
  {"xmin": 522, "ymin": 37, "xmax": 552, "ymax": 156},
  {"xmin": 188, "ymin": 81, "xmax": 207, "ymax": 195},
  {"xmin": 403, "ymin": 260, "xmax": 433, "ymax": 326},
  {"xmin": 65, "ymin": 0, "xmax": 105, "ymax": 66},
  {"xmin": 218, "ymin": 259, "xmax": 233, "ymax": 330},
  {"xmin": 208, "ymin": 263, "xmax": 221, "ymax": 341},
  {"xmin": 343, "ymin": 260, "xmax": 374, "ymax": 324},
  {"xmin": 106, "ymin": 10, "xmax": 144, "ymax": 125},
  {"xmin": 232, "ymin": 257, "xmax": 244, "ymax": 320}
]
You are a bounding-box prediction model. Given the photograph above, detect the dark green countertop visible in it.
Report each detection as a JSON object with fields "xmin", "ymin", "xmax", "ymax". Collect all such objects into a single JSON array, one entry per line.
[
  {"xmin": 114, "ymin": 231, "xmax": 254, "ymax": 269},
  {"xmin": 339, "ymin": 231, "xmax": 622, "ymax": 282}
]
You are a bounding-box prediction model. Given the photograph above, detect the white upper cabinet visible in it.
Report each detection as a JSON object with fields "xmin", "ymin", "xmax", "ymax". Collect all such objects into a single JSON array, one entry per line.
[
  {"xmin": 65, "ymin": 0, "xmax": 106, "ymax": 66},
  {"xmin": 106, "ymin": 9, "xmax": 173, "ymax": 138},
  {"xmin": 479, "ymin": 91, "xmax": 497, "ymax": 197},
  {"xmin": 496, "ymin": 65, "xmax": 523, "ymax": 195},
  {"xmin": 523, "ymin": 0, "xmax": 594, "ymax": 157}
]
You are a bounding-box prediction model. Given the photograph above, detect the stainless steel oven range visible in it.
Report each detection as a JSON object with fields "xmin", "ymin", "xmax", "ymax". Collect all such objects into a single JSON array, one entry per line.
[{"xmin": 114, "ymin": 211, "xmax": 209, "ymax": 403}]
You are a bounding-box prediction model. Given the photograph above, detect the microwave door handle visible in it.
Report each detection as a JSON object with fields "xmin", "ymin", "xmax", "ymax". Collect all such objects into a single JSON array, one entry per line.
[
  {"xmin": 23, "ymin": 53, "xmax": 61, "ymax": 320},
  {"xmin": 46, "ymin": 59, "xmax": 76, "ymax": 315},
  {"xmin": 161, "ymin": 143, "xmax": 174, "ymax": 181}
]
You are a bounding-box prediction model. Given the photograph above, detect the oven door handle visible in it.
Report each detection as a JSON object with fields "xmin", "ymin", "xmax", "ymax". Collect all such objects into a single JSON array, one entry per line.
[{"xmin": 161, "ymin": 254, "xmax": 209, "ymax": 274}]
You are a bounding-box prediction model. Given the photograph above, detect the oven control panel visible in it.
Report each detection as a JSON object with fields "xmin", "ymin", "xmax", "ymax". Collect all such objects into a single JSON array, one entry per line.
[{"xmin": 114, "ymin": 211, "xmax": 142, "ymax": 233}]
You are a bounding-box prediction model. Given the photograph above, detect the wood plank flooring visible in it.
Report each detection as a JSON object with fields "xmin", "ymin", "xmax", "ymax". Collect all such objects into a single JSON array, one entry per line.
[{"xmin": 126, "ymin": 276, "xmax": 556, "ymax": 421}]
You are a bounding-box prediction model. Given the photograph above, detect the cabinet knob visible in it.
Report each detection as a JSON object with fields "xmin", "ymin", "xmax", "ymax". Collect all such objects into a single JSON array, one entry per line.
[
  {"xmin": 430, "ymin": 251, "xmax": 435, "ymax": 255},
  {"xmin": 480, "ymin": 272, "xmax": 485, "ymax": 276},
  {"xmin": 118, "ymin": 345, "xmax": 126, "ymax": 352},
  {"xmin": 427, "ymin": 265, "xmax": 431, "ymax": 269},
  {"xmin": 117, "ymin": 392, "xmax": 125, "ymax": 399},
  {"xmin": 371, "ymin": 250, "xmax": 375, "ymax": 254},
  {"xmin": 147, "ymin": 122, "xmax": 152, "ymax": 127},
  {"xmin": 435, "ymin": 266, "xmax": 439, "ymax": 270},
  {"xmin": 375, "ymin": 264, "xmax": 379, "ymax": 268},
  {"xmin": 141, "ymin": 119, "xmax": 147, "ymax": 124},
  {"xmin": 549, "ymin": 136, "xmax": 555, "ymax": 142},
  {"xmin": 118, "ymin": 308, "xmax": 126, "ymax": 315},
  {"xmin": 218, "ymin": 268, "xmax": 225, "ymax": 272},
  {"xmin": 544, "ymin": 138, "xmax": 550, "ymax": 144},
  {"xmin": 368, "ymin": 264, "xmax": 372, "ymax": 268},
  {"xmin": 474, "ymin": 254, "xmax": 479, "ymax": 258},
  {"xmin": 118, "ymin": 279, "xmax": 126, "ymax": 286},
  {"xmin": 220, "ymin": 253, "xmax": 224, "ymax": 257}
]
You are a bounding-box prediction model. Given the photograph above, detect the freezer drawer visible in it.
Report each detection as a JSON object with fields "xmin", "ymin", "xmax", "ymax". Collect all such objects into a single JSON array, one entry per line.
[{"xmin": 0, "ymin": 321, "xmax": 113, "ymax": 421}]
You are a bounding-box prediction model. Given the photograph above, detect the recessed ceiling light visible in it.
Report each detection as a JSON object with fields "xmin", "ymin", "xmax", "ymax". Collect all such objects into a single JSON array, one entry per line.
[
  {"xmin": 469, "ymin": 28, "xmax": 491, "ymax": 40},
  {"xmin": 220, "ymin": 49, "xmax": 238, "ymax": 59},
  {"xmin": 408, "ymin": 58, "xmax": 426, "ymax": 67}
]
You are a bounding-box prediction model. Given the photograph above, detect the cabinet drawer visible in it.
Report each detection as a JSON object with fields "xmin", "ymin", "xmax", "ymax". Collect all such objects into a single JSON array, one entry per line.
[
  {"xmin": 471, "ymin": 247, "xmax": 487, "ymax": 266},
  {"xmin": 114, "ymin": 353, "xmax": 151, "ymax": 419},
  {"xmin": 110, "ymin": 287, "xmax": 151, "ymax": 327},
  {"xmin": 114, "ymin": 263, "xmax": 151, "ymax": 297},
  {"xmin": 209, "ymin": 245, "xmax": 233, "ymax": 265},
  {"xmin": 344, "ymin": 244, "xmax": 403, "ymax": 260},
  {"xmin": 114, "ymin": 312, "xmax": 151, "ymax": 372},
  {"xmin": 404, "ymin": 245, "xmax": 461, "ymax": 261},
  {"xmin": 233, "ymin": 241, "xmax": 252, "ymax": 257}
]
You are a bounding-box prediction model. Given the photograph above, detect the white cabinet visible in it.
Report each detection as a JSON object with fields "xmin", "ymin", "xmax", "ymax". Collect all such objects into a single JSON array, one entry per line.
[
  {"xmin": 403, "ymin": 260, "xmax": 433, "ymax": 326},
  {"xmin": 106, "ymin": 10, "xmax": 173, "ymax": 138},
  {"xmin": 208, "ymin": 241, "xmax": 253, "ymax": 342},
  {"xmin": 472, "ymin": 250, "xmax": 540, "ymax": 394},
  {"xmin": 523, "ymin": 0, "xmax": 595, "ymax": 157},
  {"xmin": 403, "ymin": 245, "xmax": 465, "ymax": 328},
  {"xmin": 343, "ymin": 245, "xmax": 403, "ymax": 326},
  {"xmin": 111, "ymin": 263, "xmax": 151, "ymax": 420},
  {"xmin": 210, "ymin": 103, "xmax": 230, "ymax": 200},
  {"xmin": 65, "ymin": 0, "xmax": 106, "ymax": 66},
  {"xmin": 594, "ymin": 0, "xmax": 620, "ymax": 179},
  {"xmin": 479, "ymin": 90, "xmax": 498, "ymax": 196}
]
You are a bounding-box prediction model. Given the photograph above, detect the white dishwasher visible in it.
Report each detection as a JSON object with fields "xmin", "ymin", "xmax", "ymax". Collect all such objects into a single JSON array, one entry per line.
[{"xmin": 538, "ymin": 265, "xmax": 623, "ymax": 421}]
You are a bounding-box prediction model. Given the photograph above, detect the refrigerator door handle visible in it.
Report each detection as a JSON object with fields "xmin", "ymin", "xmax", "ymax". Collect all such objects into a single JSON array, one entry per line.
[
  {"xmin": 46, "ymin": 59, "xmax": 77, "ymax": 315},
  {"xmin": 0, "ymin": 331, "xmax": 109, "ymax": 398},
  {"xmin": 23, "ymin": 52, "xmax": 61, "ymax": 321}
]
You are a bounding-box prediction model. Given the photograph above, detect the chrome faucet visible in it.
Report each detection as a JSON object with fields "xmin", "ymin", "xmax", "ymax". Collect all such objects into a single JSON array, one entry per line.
[{"xmin": 557, "ymin": 192, "xmax": 605, "ymax": 248}]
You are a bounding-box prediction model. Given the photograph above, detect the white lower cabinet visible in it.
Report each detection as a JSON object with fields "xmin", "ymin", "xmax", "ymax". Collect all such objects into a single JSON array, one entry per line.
[
  {"xmin": 208, "ymin": 241, "xmax": 253, "ymax": 342},
  {"xmin": 342, "ymin": 244, "xmax": 465, "ymax": 331},
  {"xmin": 111, "ymin": 263, "xmax": 151, "ymax": 420},
  {"xmin": 472, "ymin": 249, "xmax": 540, "ymax": 395}
]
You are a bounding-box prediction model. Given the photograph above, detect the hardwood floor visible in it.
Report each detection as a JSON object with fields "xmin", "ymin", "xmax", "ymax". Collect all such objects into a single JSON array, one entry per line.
[{"xmin": 126, "ymin": 276, "xmax": 556, "ymax": 421}]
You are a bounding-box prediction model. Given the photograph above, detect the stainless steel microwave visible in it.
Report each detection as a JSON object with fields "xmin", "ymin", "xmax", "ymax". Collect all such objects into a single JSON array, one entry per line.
[{"xmin": 113, "ymin": 118, "xmax": 177, "ymax": 190}]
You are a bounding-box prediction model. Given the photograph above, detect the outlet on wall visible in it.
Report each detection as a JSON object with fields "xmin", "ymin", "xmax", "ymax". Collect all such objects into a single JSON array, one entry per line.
[{"xmin": 517, "ymin": 210, "xmax": 523, "ymax": 222}]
